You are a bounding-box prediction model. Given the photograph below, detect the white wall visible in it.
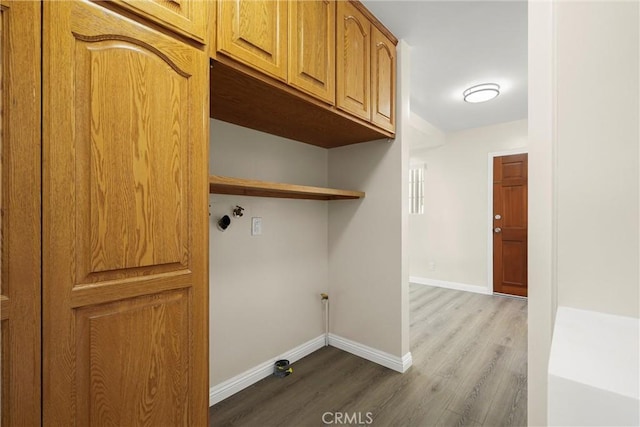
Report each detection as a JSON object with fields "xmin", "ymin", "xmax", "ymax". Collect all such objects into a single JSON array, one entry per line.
[
  {"xmin": 555, "ymin": 1, "xmax": 639, "ymax": 318},
  {"xmin": 409, "ymin": 120, "xmax": 527, "ymax": 290},
  {"xmin": 209, "ymin": 120, "xmax": 328, "ymax": 386},
  {"xmin": 326, "ymin": 40, "xmax": 411, "ymax": 360},
  {"xmin": 328, "ymin": 139, "xmax": 406, "ymax": 357},
  {"xmin": 528, "ymin": 1, "xmax": 640, "ymax": 424},
  {"xmin": 406, "ymin": 112, "xmax": 446, "ymax": 151},
  {"xmin": 527, "ymin": 1, "xmax": 556, "ymax": 424},
  {"xmin": 399, "ymin": 41, "xmax": 411, "ymax": 360}
]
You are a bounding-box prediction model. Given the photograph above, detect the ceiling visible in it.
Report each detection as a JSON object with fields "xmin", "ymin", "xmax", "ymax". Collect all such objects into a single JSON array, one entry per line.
[{"xmin": 361, "ymin": 0, "xmax": 528, "ymax": 133}]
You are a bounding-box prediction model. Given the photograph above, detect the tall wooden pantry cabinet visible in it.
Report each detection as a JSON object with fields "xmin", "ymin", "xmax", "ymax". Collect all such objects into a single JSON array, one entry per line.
[{"xmin": 2, "ymin": 0, "xmax": 210, "ymax": 425}]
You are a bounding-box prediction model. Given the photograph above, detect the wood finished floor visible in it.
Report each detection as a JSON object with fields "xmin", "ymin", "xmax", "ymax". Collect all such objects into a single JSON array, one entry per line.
[{"xmin": 210, "ymin": 284, "xmax": 528, "ymax": 426}]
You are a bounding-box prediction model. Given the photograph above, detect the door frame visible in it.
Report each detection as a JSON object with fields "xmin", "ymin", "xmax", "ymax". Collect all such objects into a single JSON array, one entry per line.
[{"xmin": 487, "ymin": 148, "xmax": 528, "ymax": 295}]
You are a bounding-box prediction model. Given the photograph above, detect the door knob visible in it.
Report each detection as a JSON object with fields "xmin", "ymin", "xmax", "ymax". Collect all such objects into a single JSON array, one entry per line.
[{"xmin": 494, "ymin": 227, "xmax": 502, "ymax": 233}]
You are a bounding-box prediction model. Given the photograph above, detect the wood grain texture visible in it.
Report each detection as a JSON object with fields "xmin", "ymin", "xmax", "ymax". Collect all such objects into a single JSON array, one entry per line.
[
  {"xmin": 209, "ymin": 175, "xmax": 365, "ymax": 200},
  {"xmin": 210, "ymin": 285, "xmax": 527, "ymax": 426},
  {"xmin": 43, "ymin": 1, "xmax": 209, "ymax": 425},
  {"xmin": 348, "ymin": 0, "xmax": 397, "ymax": 45},
  {"xmin": 336, "ymin": 0, "xmax": 371, "ymax": 121},
  {"xmin": 109, "ymin": 0, "xmax": 207, "ymax": 43},
  {"xmin": 0, "ymin": 1, "xmax": 42, "ymax": 425},
  {"xmin": 288, "ymin": 0, "xmax": 336, "ymax": 104},
  {"xmin": 75, "ymin": 290, "xmax": 190, "ymax": 426},
  {"xmin": 493, "ymin": 154, "xmax": 528, "ymax": 297},
  {"xmin": 210, "ymin": 59, "xmax": 394, "ymax": 148},
  {"xmin": 207, "ymin": 0, "xmax": 217, "ymax": 58},
  {"xmin": 217, "ymin": 0, "xmax": 287, "ymax": 81},
  {"xmin": 370, "ymin": 25, "xmax": 396, "ymax": 132},
  {"xmin": 0, "ymin": 297, "xmax": 7, "ymax": 321},
  {"xmin": 80, "ymin": 36, "xmax": 188, "ymax": 274}
]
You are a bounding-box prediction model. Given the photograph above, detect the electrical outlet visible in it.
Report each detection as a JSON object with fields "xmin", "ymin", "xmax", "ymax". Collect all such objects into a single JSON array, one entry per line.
[{"xmin": 251, "ymin": 217, "xmax": 262, "ymax": 236}]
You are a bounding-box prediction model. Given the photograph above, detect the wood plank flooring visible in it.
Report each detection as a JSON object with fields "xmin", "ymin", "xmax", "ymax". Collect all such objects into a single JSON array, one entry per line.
[{"xmin": 210, "ymin": 284, "xmax": 528, "ymax": 426}]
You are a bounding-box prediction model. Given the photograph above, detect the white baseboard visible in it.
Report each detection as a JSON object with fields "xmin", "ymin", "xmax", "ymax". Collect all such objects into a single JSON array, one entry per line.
[
  {"xmin": 328, "ymin": 334, "xmax": 413, "ymax": 373},
  {"xmin": 209, "ymin": 335, "xmax": 326, "ymax": 406},
  {"xmin": 410, "ymin": 276, "xmax": 492, "ymax": 295},
  {"xmin": 209, "ymin": 334, "xmax": 413, "ymax": 406}
]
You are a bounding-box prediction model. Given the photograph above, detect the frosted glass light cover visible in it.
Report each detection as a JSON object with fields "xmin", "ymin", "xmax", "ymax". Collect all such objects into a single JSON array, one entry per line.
[{"xmin": 463, "ymin": 83, "xmax": 500, "ymax": 103}]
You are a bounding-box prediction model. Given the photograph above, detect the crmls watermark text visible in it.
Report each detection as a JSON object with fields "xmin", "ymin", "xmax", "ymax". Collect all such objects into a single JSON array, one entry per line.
[{"xmin": 322, "ymin": 411, "xmax": 374, "ymax": 425}]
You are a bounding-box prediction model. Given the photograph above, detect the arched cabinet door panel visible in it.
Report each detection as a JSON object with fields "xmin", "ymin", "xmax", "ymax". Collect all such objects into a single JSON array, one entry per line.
[
  {"xmin": 371, "ymin": 25, "xmax": 396, "ymax": 132},
  {"xmin": 336, "ymin": 0, "xmax": 370, "ymax": 121},
  {"xmin": 288, "ymin": 0, "xmax": 336, "ymax": 104},
  {"xmin": 43, "ymin": 1, "xmax": 208, "ymax": 425}
]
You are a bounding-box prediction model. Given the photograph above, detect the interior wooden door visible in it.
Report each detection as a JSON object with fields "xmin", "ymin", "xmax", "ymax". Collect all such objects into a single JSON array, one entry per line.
[
  {"xmin": 288, "ymin": 0, "xmax": 335, "ymax": 104},
  {"xmin": 43, "ymin": 1, "xmax": 209, "ymax": 425},
  {"xmin": 493, "ymin": 153, "xmax": 528, "ymax": 297},
  {"xmin": 370, "ymin": 25, "xmax": 396, "ymax": 132},
  {"xmin": 217, "ymin": 0, "xmax": 288, "ymax": 81},
  {"xmin": 0, "ymin": 1, "xmax": 41, "ymax": 425},
  {"xmin": 336, "ymin": 0, "xmax": 370, "ymax": 121}
]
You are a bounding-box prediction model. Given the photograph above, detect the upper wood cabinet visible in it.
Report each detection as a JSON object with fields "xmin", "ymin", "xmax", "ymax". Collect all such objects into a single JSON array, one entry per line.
[
  {"xmin": 371, "ymin": 25, "xmax": 396, "ymax": 132},
  {"xmin": 337, "ymin": 1, "xmax": 397, "ymax": 129},
  {"xmin": 111, "ymin": 0, "xmax": 207, "ymax": 42},
  {"xmin": 210, "ymin": 0, "xmax": 398, "ymax": 147},
  {"xmin": 288, "ymin": 0, "xmax": 336, "ymax": 104},
  {"xmin": 336, "ymin": 0, "xmax": 371, "ymax": 121},
  {"xmin": 217, "ymin": 0, "xmax": 288, "ymax": 81}
]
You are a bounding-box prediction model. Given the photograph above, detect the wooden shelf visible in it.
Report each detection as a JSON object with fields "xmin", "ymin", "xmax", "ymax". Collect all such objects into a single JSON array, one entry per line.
[{"xmin": 209, "ymin": 175, "xmax": 365, "ymax": 200}]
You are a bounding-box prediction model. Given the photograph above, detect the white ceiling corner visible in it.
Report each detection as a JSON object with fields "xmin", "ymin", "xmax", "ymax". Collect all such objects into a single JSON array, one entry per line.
[{"xmin": 362, "ymin": 0, "xmax": 528, "ymax": 134}]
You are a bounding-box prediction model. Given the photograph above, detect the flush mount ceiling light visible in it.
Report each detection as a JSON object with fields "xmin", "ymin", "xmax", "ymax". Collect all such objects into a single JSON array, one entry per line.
[{"xmin": 463, "ymin": 83, "xmax": 500, "ymax": 103}]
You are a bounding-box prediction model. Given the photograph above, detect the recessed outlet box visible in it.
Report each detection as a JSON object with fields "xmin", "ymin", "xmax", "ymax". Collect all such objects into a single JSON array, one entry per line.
[{"xmin": 251, "ymin": 217, "xmax": 262, "ymax": 236}]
